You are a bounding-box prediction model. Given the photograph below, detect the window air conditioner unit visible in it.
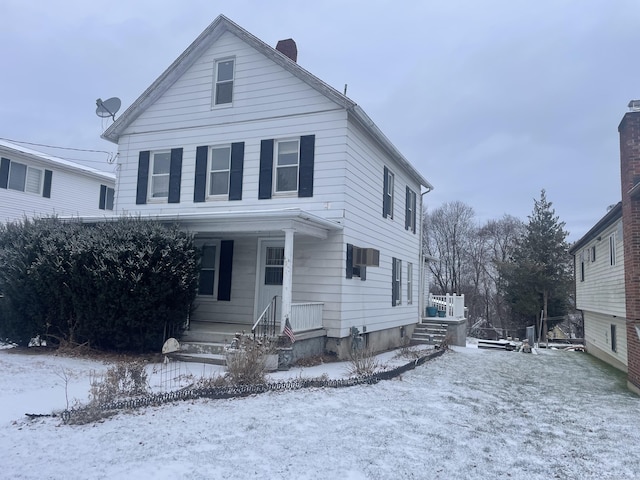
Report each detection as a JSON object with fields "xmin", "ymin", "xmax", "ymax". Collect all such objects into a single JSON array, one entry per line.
[{"xmin": 354, "ymin": 247, "xmax": 380, "ymax": 267}]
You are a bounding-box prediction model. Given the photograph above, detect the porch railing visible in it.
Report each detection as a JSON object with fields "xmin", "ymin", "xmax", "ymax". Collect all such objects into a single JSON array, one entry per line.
[
  {"xmin": 430, "ymin": 293, "xmax": 466, "ymax": 319},
  {"xmin": 252, "ymin": 295, "xmax": 278, "ymax": 339},
  {"xmin": 290, "ymin": 302, "xmax": 323, "ymax": 332}
]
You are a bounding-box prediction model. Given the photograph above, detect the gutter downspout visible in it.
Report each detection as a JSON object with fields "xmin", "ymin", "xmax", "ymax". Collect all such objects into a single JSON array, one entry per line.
[{"xmin": 419, "ymin": 187, "xmax": 433, "ymax": 322}]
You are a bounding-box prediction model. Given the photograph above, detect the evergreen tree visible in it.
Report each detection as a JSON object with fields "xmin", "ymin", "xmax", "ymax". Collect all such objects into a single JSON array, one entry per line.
[{"xmin": 500, "ymin": 190, "xmax": 572, "ymax": 339}]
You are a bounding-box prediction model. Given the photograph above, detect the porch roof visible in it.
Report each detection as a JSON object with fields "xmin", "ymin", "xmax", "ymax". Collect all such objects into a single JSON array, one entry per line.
[{"xmin": 76, "ymin": 208, "xmax": 343, "ymax": 239}]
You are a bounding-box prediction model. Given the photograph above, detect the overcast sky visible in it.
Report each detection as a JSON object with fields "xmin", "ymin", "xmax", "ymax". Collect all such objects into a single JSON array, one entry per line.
[{"xmin": 2, "ymin": 0, "xmax": 638, "ymax": 241}]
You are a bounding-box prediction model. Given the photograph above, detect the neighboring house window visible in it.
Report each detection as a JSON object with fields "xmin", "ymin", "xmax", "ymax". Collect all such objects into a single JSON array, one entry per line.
[
  {"xmin": 609, "ymin": 233, "xmax": 616, "ymax": 266},
  {"xmin": 611, "ymin": 324, "xmax": 617, "ymax": 353},
  {"xmin": 407, "ymin": 262, "xmax": 413, "ymax": 304},
  {"xmin": 136, "ymin": 149, "xmax": 183, "ymax": 204},
  {"xmin": 383, "ymin": 167, "xmax": 394, "ymax": 219},
  {"xmin": 209, "ymin": 146, "xmax": 231, "ymax": 196},
  {"xmin": 258, "ymin": 135, "xmax": 315, "ymax": 199},
  {"xmin": 214, "ymin": 58, "xmax": 234, "ymax": 106},
  {"xmin": 405, "ymin": 187, "xmax": 417, "ymax": 233},
  {"xmin": 198, "ymin": 245, "xmax": 217, "ymax": 296},
  {"xmin": 392, "ymin": 257, "xmax": 402, "ymax": 306},
  {"xmin": 275, "ymin": 139, "xmax": 300, "ymax": 193},
  {"xmin": 265, "ymin": 246, "xmax": 284, "ymax": 285},
  {"xmin": 590, "ymin": 245, "xmax": 596, "ymax": 262},
  {"xmin": 99, "ymin": 185, "xmax": 114, "ymax": 210},
  {"xmin": 150, "ymin": 151, "xmax": 171, "ymax": 199},
  {"xmin": 0, "ymin": 157, "xmax": 52, "ymax": 198}
]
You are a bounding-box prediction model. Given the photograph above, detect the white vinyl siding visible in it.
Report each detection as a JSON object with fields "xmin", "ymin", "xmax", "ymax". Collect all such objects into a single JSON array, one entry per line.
[
  {"xmin": 583, "ymin": 310, "xmax": 628, "ymax": 372},
  {"xmin": 575, "ymin": 221, "xmax": 625, "ymax": 317}
]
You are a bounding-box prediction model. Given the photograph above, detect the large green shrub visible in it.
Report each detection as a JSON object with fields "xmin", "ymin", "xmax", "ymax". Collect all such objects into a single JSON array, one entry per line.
[{"xmin": 0, "ymin": 217, "xmax": 199, "ymax": 352}]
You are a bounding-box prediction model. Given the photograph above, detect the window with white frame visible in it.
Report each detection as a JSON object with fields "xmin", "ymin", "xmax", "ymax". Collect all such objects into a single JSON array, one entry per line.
[
  {"xmin": 198, "ymin": 245, "xmax": 217, "ymax": 296},
  {"xmin": 591, "ymin": 245, "xmax": 596, "ymax": 262},
  {"xmin": 214, "ymin": 58, "xmax": 234, "ymax": 106},
  {"xmin": 264, "ymin": 246, "xmax": 285, "ymax": 285},
  {"xmin": 407, "ymin": 262, "xmax": 413, "ymax": 304},
  {"xmin": 209, "ymin": 146, "xmax": 231, "ymax": 196},
  {"xmin": 8, "ymin": 161, "xmax": 43, "ymax": 194},
  {"xmin": 611, "ymin": 324, "xmax": 617, "ymax": 352},
  {"xmin": 150, "ymin": 151, "xmax": 171, "ymax": 199},
  {"xmin": 275, "ymin": 139, "xmax": 299, "ymax": 193},
  {"xmin": 609, "ymin": 233, "xmax": 616, "ymax": 266},
  {"xmin": 392, "ymin": 257, "xmax": 402, "ymax": 306},
  {"xmin": 384, "ymin": 169, "xmax": 395, "ymax": 219},
  {"xmin": 406, "ymin": 188, "xmax": 416, "ymax": 232}
]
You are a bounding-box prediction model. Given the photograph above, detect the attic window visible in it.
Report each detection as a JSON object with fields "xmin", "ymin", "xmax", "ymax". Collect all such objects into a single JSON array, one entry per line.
[{"xmin": 214, "ymin": 58, "xmax": 234, "ymax": 105}]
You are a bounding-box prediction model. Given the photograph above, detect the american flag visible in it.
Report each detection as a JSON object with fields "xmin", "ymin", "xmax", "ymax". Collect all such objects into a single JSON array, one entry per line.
[{"xmin": 283, "ymin": 317, "xmax": 296, "ymax": 343}]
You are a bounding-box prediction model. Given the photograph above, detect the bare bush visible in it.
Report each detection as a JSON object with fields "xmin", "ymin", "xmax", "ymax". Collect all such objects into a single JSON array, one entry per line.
[
  {"xmin": 346, "ymin": 348, "xmax": 379, "ymax": 377},
  {"xmin": 90, "ymin": 360, "xmax": 150, "ymax": 405},
  {"xmin": 225, "ymin": 336, "xmax": 275, "ymax": 385}
]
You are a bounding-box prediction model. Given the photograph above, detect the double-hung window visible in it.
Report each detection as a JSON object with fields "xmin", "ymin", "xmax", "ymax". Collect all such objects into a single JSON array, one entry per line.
[
  {"xmin": 609, "ymin": 233, "xmax": 616, "ymax": 266},
  {"xmin": 150, "ymin": 151, "xmax": 171, "ymax": 199},
  {"xmin": 99, "ymin": 185, "xmax": 115, "ymax": 210},
  {"xmin": 275, "ymin": 139, "xmax": 299, "ymax": 194},
  {"xmin": 209, "ymin": 146, "xmax": 231, "ymax": 196},
  {"xmin": 198, "ymin": 245, "xmax": 217, "ymax": 296},
  {"xmin": 8, "ymin": 161, "xmax": 42, "ymax": 194},
  {"xmin": 407, "ymin": 262, "xmax": 413, "ymax": 304},
  {"xmin": 406, "ymin": 187, "xmax": 416, "ymax": 232},
  {"xmin": 392, "ymin": 257, "xmax": 402, "ymax": 306},
  {"xmin": 214, "ymin": 58, "xmax": 234, "ymax": 106},
  {"xmin": 383, "ymin": 167, "xmax": 394, "ymax": 219}
]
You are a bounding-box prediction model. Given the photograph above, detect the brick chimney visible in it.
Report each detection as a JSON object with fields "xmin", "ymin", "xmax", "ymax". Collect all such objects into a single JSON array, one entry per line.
[
  {"xmin": 276, "ymin": 38, "xmax": 297, "ymax": 62},
  {"xmin": 619, "ymin": 104, "xmax": 640, "ymax": 393}
]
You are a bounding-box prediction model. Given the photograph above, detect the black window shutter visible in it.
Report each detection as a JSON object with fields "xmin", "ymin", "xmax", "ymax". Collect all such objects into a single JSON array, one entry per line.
[
  {"xmin": 217, "ymin": 240, "xmax": 234, "ymax": 301},
  {"xmin": 168, "ymin": 148, "xmax": 183, "ymax": 203},
  {"xmin": 136, "ymin": 151, "xmax": 150, "ymax": 205},
  {"xmin": 405, "ymin": 186, "xmax": 410, "ymax": 230},
  {"xmin": 298, "ymin": 134, "xmax": 315, "ymax": 197},
  {"xmin": 99, "ymin": 185, "xmax": 107, "ymax": 209},
  {"xmin": 229, "ymin": 142, "xmax": 244, "ymax": 201},
  {"xmin": 0, "ymin": 158, "xmax": 9, "ymax": 189},
  {"xmin": 411, "ymin": 191, "xmax": 417, "ymax": 234},
  {"xmin": 346, "ymin": 243, "xmax": 354, "ymax": 279},
  {"xmin": 258, "ymin": 139, "xmax": 274, "ymax": 199},
  {"xmin": 391, "ymin": 257, "xmax": 397, "ymax": 307},
  {"xmin": 42, "ymin": 170, "xmax": 52, "ymax": 198},
  {"xmin": 194, "ymin": 146, "xmax": 208, "ymax": 203},
  {"xmin": 383, "ymin": 166, "xmax": 389, "ymax": 218}
]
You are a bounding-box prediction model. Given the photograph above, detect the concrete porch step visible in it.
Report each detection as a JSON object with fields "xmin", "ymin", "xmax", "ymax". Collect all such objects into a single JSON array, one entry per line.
[{"xmin": 168, "ymin": 352, "xmax": 227, "ymax": 366}]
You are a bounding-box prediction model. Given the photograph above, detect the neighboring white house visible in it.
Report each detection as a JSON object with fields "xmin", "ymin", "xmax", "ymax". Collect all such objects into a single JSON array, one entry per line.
[
  {"xmin": 569, "ymin": 203, "xmax": 627, "ymax": 372},
  {"xmin": 0, "ymin": 139, "xmax": 116, "ymax": 223},
  {"xmin": 100, "ymin": 15, "xmax": 443, "ymax": 359}
]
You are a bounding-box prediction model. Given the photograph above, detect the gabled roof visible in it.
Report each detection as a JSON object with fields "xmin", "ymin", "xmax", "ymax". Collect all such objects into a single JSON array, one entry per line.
[
  {"xmin": 0, "ymin": 139, "xmax": 115, "ymax": 183},
  {"xmin": 102, "ymin": 15, "xmax": 433, "ymax": 190},
  {"xmin": 569, "ymin": 202, "xmax": 622, "ymax": 254}
]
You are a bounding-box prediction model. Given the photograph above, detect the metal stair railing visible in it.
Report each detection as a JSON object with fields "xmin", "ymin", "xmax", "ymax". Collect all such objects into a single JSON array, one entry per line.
[{"xmin": 251, "ymin": 295, "xmax": 278, "ymax": 340}]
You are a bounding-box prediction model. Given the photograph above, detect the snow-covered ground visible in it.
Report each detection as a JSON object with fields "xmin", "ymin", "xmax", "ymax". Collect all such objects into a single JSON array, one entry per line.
[{"xmin": 1, "ymin": 342, "xmax": 639, "ymax": 479}]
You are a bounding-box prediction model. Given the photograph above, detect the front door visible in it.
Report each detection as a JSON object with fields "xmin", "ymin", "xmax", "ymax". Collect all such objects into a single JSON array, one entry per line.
[{"xmin": 257, "ymin": 239, "xmax": 284, "ymax": 325}]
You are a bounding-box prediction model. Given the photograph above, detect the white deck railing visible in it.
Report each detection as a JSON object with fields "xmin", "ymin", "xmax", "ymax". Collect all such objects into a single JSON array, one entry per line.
[
  {"xmin": 290, "ymin": 302, "xmax": 324, "ymax": 332},
  {"xmin": 429, "ymin": 294, "xmax": 466, "ymax": 319}
]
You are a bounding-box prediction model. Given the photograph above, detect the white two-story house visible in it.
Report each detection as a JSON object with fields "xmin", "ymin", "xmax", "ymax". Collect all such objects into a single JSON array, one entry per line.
[
  {"xmin": 101, "ymin": 15, "xmax": 435, "ymax": 359},
  {"xmin": 570, "ymin": 203, "xmax": 627, "ymax": 372},
  {"xmin": 0, "ymin": 139, "xmax": 116, "ymax": 223}
]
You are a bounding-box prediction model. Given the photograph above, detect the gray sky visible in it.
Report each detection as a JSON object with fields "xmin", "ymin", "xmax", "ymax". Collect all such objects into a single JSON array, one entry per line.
[{"xmin": 2, "ymin": 0, "xmax": 638, "ymax": 242}]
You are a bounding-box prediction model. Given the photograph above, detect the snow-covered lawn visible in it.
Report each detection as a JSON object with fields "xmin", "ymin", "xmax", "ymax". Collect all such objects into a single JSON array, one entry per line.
[{"xmin": 1, "ymin": 343, "xmax": 639, "ymax": 479}]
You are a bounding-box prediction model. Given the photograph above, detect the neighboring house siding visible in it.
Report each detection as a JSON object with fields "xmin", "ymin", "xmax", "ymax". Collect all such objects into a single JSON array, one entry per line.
[
  {"xmin": 0, "ymin": 149, "xmax": 115, "ymax": 223},
  {"xmin": 575, "ymin": 220, "xmax": 625, "ymax": 317},
  {"xmin": 583, "ymin": 310, "xmax": 628, "ymax": 372}
]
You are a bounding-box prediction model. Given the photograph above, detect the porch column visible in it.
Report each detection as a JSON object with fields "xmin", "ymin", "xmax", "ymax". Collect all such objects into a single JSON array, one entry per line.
[{"xmin": 281, "ymin": 228, "xmax": 295, "ymax": 332}]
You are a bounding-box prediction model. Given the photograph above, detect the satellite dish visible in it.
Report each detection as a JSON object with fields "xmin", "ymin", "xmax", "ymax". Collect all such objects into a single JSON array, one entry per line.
[{"xmin": 95, "ymin": 97, "xmax": 121, "ymax": 121}]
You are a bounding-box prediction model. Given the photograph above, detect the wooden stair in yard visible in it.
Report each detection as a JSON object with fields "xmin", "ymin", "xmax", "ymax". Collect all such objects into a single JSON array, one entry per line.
[{"xmin": 411, "ymin": 321, "xmax": 448, "ymax": 346}]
